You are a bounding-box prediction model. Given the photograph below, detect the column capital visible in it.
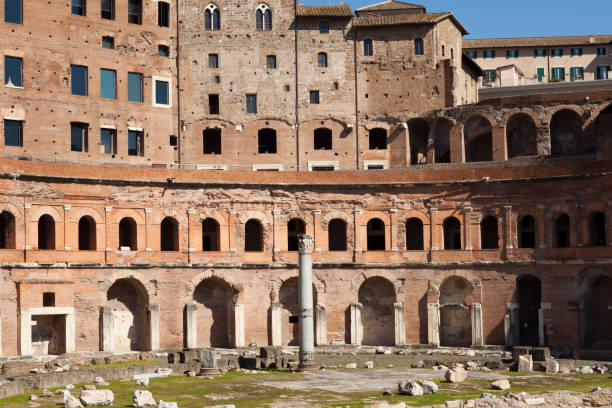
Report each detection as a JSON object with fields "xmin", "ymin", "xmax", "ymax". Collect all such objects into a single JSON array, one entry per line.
[
  {"xmin": 429, "ymin": 208, "xmax": 438, "ymax": 213},
  {"xmin": 463, "ymin": 206, "xmax": 473, "ymax": 212},
  {"xmin": 23, "ymin": 203, "xmax": 31, "ymax": 209},
  {"xmin": 145, "ymin": 208, "xmax": 152, "ymax": 214},
  {"xmin": 298, "ymin": 234, "xmax": 314, "ymax": 254},
  {"xmin": 105, "ymin": 206, "xmax": 112, "ymax": 212},
  {"xmin": 311, "ymin": 210, "xmax": 321, "ymax": 215},
  {"xmin": 352, "ymin": 209, "xmax": 362, "ymax": 215},
  {"xmin": 227, "ymin": 209, "xmax": 236, "ymax": 214},
  {"xmin": 504, "ymin": 205, "xmax": 512, "ymax": 211},
  {"xmin": 271, "ymin": 209, "xmax": 281, "ymax": 215},
  {"xmin": 389, "ymin": 209, "xmax": 399, "ymax": 214},
  {"xmin": 63, "ymin": 205, "xmax": 71, "ymax": 211},
  {"xmin": 187, "ymin": 208, "xmax": 196, "ymax": 214}
]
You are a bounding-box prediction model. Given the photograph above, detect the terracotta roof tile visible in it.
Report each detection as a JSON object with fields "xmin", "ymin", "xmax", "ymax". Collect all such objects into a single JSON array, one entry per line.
[
  {"xmin": 352, "ymin": 12, "xmax": 468, "ymax": 35},
  {"xmin": 356, "ymin": 0, "xmax": 425, "ymax": 12},
  {"xmin": 464, "ymin": 35, "xmax": 612, "ymax": 49},
  {"xmin": 296, "ymin": 5, "xmax": 353, "ymax": 17}
]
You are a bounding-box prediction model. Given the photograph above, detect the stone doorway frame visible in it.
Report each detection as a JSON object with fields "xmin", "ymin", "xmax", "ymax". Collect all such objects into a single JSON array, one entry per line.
[
  {"xmin": 100, "ymin": 305, "xmax": 160, "ymax": 352},
  {"xmin": 349, "ymin": 302, "xmax": 406, "ymax": 346},
  {"xmin": 18, "ymin": 307, "xmax": 75, "ymax": 356},
  {"xmin": 184, "ymin": 303, "xmax": 245, "ymax": 348},
  {"xmin": 427, "ymin": 302, "xmax": 484, "ymax": 347}
]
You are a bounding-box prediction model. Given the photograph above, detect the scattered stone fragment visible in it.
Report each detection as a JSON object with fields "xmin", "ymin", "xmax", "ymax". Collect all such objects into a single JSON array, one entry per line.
[
  {"xmin": 345, "ymin": 363, "xmax": 357, "ymax": 369},
  {"xmin": 524, "ymin": 397, "xmax": 546, "ymax": 405},
  {"xmin": 445, "ymin": 368, "xmax": 468, "ymax": 383},
  {"xmin": 207, "ymin": 405, "xmax": 236, "ymax": 408},
  {"xmin": 545, "ymin": 358, "xmax": 559, "ymax": 374},
  {"xmin": 398, "ymin": 380, "xmax": 423, "ymax": 396},
  {"xmin": 30, "ymin": 395, "xmax": 38, "ymax": 401},
  {"xmin": 66, "ymin": 384, "xmax": 75, "ymax": 390},
  {"xmin": 577, "ymin": 366, "xmax": 594, "ymax": 374},
  {"xmin": 466, "ymin": 361, "xmax": 478, "ymax": 370},
  {"xmin": 80, "ymin": 389, "xmax": 114, "ymax": 407},
  {"xmin": 186, "ymin": 371, "xmax": 196, "ymax": 377},
  {"xmin": 593, "ymin": 364, "xmax": 608, "ymax": 374},
  {"xmin": 55, "ymin": 358, "xmax": 70, "ymax": 371},
  {"xmin": 491, "ymin": 379, "xmax": 511, "ymax": 390},
  {"xmin": 591, "ymin": 386, "xmax": 602, "ymax": 392},
  {"xmin": 63, "ymin": 390, "xmax": 72, "ymax": 403},
  {"xmin": 518, "ymin": 354, "xmax": 533, "ymax": 372},
  {"xmin": 433, "ymin": 365, "xmax": 448, "ymax": 371},
  {"xmin": 137, "ymin": 377, "xmax": 150, "ymax": 386},
  {"xmin": 387, "ymin": 364, "xmax": 394, "ymax": 368},
  {"xmin": 382, "ymin": 390, "xmax": 392, "ymax": 396},
  {"xmin": 83, "ymin": 385, "xmax": 96, "ymax": 391},
  {"xmin": 417, "ymin": 380, "xmax": 438, "ymax": 395},
  {"xmin": 93, "ymin": 377, "xmax": 105, "ymax": 384},
  {"xmin": 66, "ymin": 395, "xmax": 84, "ymax": 408},
  {"xmin": 561, "ymin": 366, "xmax": 571, "ymax": 374},
  {"xmin": 445, "ymin": 400, "xmax": 463, "ymax": 408},
  {"xmin": 133, "ymin": 390, "xmax": 156, "ymax": 407},
  {"xmin": 156, "ymin": 401, "xmax": 178, "ymax": 408},
  {"xmin": 42, "ymin": 389, "xmax": 54, "ymax": 397},
  {"xmin": 365, "ymin": 361, "xmax": 374, "ymax": 369}
]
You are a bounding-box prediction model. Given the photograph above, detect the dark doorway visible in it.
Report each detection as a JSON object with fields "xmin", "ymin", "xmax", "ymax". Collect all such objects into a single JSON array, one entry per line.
[
  {"xmin": 588, "ymin": 211, "xmax": 607, "ymax": 247},
  {"xmin": 555, "ymin": 214, "xmax": 570, "ymax": 248},
  {"xmin": 480, "ymin": 216, "xmax": 499, "ymax": 249},
  {"xmin": 518, "ymin": 215, "xmax": 536, "ymax": 248},
  {"xmin": 160, "ymin": 217, "xmax": 179, "ymax": 251},
  {"xmin": 328, "ymin": 219, "xmax": 347, "ymax": 251},
  {"xmin": 202, "ymin": 218, "xmax": 220, "ymax": 251},
  {"xmin": 405, "ymin": 218, "xmax": 424, "ymax": 250},
  {"xmin": 0, "ymin": 211, "xmax": 16, "ymax": 249},
  {"xmin": 119, "ymin": 217, "xmax": 137, "ymax": 250},
  {"xmin": 38, "ymin": 215, "xmax": 55, "ymax": 250},
  {"xmin": 193, "ymin": 277, "xmax": 235, "ymax": 348},
  {"xmin": 443, "ymin": 217, "xmax": 461, "ymax": 249},
  {"xmin": 517, "ymin": 275, "xmax": 541, "ymax": 346},
  {"xmin": 367, "ymin": 218, "xmax": 385, "ymax": 251},
  {"xmin": 78, "ymin": 216, "xmax": 96, "ymax": 250},
  {"xmin": 287, "ymin": 218, "xmax": 306, "ymax": 251},
  {"xmin": 358, "ymin": 277, "xmax": 395, "ymax": 346},
  {"xmin": 245, "ymin": 219, "xmax": 263, "ymax": 252}
]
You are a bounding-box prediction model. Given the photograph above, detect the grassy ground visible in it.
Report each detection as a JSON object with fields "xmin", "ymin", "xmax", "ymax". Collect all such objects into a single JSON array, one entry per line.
[{"xmin": 1, "ymin": 370, "xmax": 611, "ymax": 408}]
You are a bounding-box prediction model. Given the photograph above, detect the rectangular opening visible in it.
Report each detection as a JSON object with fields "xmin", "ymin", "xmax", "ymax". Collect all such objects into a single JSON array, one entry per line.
[
  {"xmin": 208, "ymin": 94, "xmax": 219, "ymax": 114},
  {"xmin": 4, "ymin": 119, "xmax": 23, "ymax": 147},
  {"xmin": 214, "ymin": 75, "xmax": 220, "ymax": 83},
  {"xmin": 289, "ymin": 316, "xmax": 299, "ymax": 324},
  {"xmin": 101, "ymin": 0, "xmax": 114, "ymax": 19},
  {"xmin": 312, "ymin": 166, "xmax": 335, "ymax": 171},
  {"xmin": 155, "ymin": 80, "xmax": 169, "ymax": 105},
  {"xmin": 128, "ymin": 130, "xmax": 144, "ymax": 156},
  {"xmin": 158, "ymin": 45, "xmax": 169, "ymax": 57},
  {"xmin": 208, "ymin": 53, "xmax": 219, "ymax": 68},
  {"xmin": 158, "ymin": 1, "xmax": 169, "ymax": 27},
  {"xmin": 5, "ymin": 0, "xmax": 22, "ymax": 23},
  {"xmin": 246, "ymin": 94, "xmax": 257, "ymax": 114},
  {"xmin": 100, "ymin": 128, "xmax": 117, "ymax": 154},
  {"xmin": 32, "ymin": 314, "xmax": 66, "ymax": 355},
  {"xmin": 72, "ymin": 0, "xmax": 86, "ymax": 15},
  {"xmin": 70, "ymin": 65, "xmax": 88, "ymax": 96},
  {"xmin": 128, "ymin": 0, "xmax": 142, "ymax": 24},
  {"xmin": 266, "ymin": 55, "xmax": 276, "ymax": 69},
  {"xmin": 102, "ymin": 36, "xmax": 114, "ymax": 49},
  {"xmin": 169, "ymin": 135, "xmax": 177, "ymax": 146},
  {"xmin": 309, "ymin": 90, "xmax": 320, "ymax": 104},
  {"xmin": 100, "ymin": 69, "xmax": 116, "ymax": 99},
  {"xmin": 367, "ymin": 165, "xmax": 384, "ymax": 170},
  {"xmin": 43, "ymin": 292, "xmax": 55, "ymax": 307},
  {"xmin": 203, "ymin": 128, "xmax": 221, "ymax": 154},
  {"xmin": 5, "ymin": 56, "xmax": 23, "ymax": 87},
  {"xmin": 128, "ymin": 72, "xmax": 143, "ymax": 103},
  {"xmin": 70, "ymin": 122, "xmax": 88, "ymax": 152}
]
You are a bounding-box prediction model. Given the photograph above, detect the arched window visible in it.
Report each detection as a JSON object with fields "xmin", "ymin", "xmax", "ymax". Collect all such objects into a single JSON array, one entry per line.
[
  {"xmin": 443, "ymin": 217, "xmax": 461, "ymax": 250},
  {"xmin": 506, "ymin": 113, "xmax": 537, "ymax": 159},
  {"xmin": 555, "ymin": 213, "xmax": 570, "ymax": 248},
  {"xmin": 464, "ymin": 116, "xmax": 493, "ymax": 162},
  {"xmin": 588, "ymin": 211, "xmax": 607, "ymax": 247},
  {"xmin": 204, "ymin": 3, "xmax": 220, "ymax": 30},
  {"xmin": 408, "ymin": 119, "xmax": 429, "ymax": 165},
  {"xmin": 319, "ymin": 21, "xmax": 329, "ymax": 33},
  {"xmin": 366, "ymin": 218, "xmax": 385, "ymax": 251},
  {"xmin": 0, "ymin": 211, "xmax": 16, "ymax": 249},
  {"xmin": 287, "ymin": 218, "xmax": 305, "ymax": 251},
  {"xmin": 480, "ymin": 216, "xmax": 498, "ymax": 249},
  {"xmin": 317, "ymin": 52, "xmax": 328, "ymax": 68},
  {"xmin": 363, "ymin": 39, "xmax": 373, "ymax": 56},
  {"xmin": 414, "ymin": 38, "xmax": 424, "ymax": 55},
  {"xmin": 550, "ymin": 109, "xmax": 584, "ymax": 155},
  {"xmin": 38, "ymin": 214, "xmax": 55, "ymax": 250},
  {"xmin": 518, "ymin": 215, "xmax": 536, "ymax": 249},
  {"xmin": 258, "ymin": 128, "xmax": 277, "ymax": 154},
  {"xmin": 369, "ymin": 128, "xmax": 387, "ymax": 150},
  {"xmin": 256, "ymin": 4, "xmax": 272, "ymax": 31},
  {"xmin": 405, "ymin": 218, "xmax": 424, "ymax": 250},
  {"xmin": 328, "ymin": 219, "xmax": 347, "ymax": 251},
  {"xmin": 78, "ymin": 216, "xmax": 96, "ymax": 250},
  {"xmin": 202, "ymin": 218, "xmax": 220, "ymax": 251},
  {"xmin": 119, "ymin": 217, "xmax": 137, "ymax": 250},
  {"xmin": 314, "ymin": 127, "xmax": 332, "ymax": 150},
  {"xmin": 245, "ymin": 219, "xmax": 263, "ymax": 252},
  {"xmin": 160, "ymin": 217, "xmax": 179, "ymax": 251}
]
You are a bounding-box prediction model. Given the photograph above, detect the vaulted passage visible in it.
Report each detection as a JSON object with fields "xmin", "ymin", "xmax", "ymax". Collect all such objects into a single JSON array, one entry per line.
[
  {"xmin": 160, "ymin": 217, "xmax": 179, "ymax": 251},
  {"xmin": 408, "ymin": 119, "xmax": 429, "ymax": 165},
  {"xmin": 550, "ymin": 109, "xmax": 585, "ymax": 155},
  {"xmin": 580, "ymin": 275, "xmax": 612, "ymax": 350},
  {"xmin": 106, "ymin": 279, "xmax": 149, "ymax": 352},
  {"xmin": 202, "ymin": 218, "xmax": 220, "ymax": 251},
  {"xmin": 328, "ymin": 218, "xmax": 347, "ymax": 251},
  {"xmin": 314, "ymin": 127, "xmax": 332, "ymax": 150},
  {"xmin": 287, "ymin": 218, "xmax": 305, "ymax": 251},
  {"xmin": 480, "ymin": 216, "xmax": 498, "ymax": 249},
  {"xmin": 193, "ymin": 277, "xmax": 235, "ymax": 348},
  {"xmin": 517, "ymin": 275, "xmax": 541, "ymax": 346},
  {"xmin": 464, "ymin": 116, "xmax": 492, "ymax": 162},
  {"xmin": 119, "ymin": 217, "xmax": 137, "ymax": 250},
  {"xmin": 405, "ymin": 218, "xmax": 424, "ymax": 250},
  {"xmin": 244, "ymin": 219, "xmax": 263, "ymax": 252},
  {"xmin": 38, "ymin": 214, "xmax": 55, "ymax": 250},
  {"xmin": 78, "ymin": 216, "xmax": 96, "ymax": 250},
  {"xmin": 279, "ymin": 278, "xmax": 317, "ymax": 346},
  {"xmin": 0, "ymin": 211, "xmax": 16, "ymax": 249},
  {"xmin": 506, "ymin": 113, "xmax": 537, "ymax": 158},
  {"xmin": 432, "ymin": 118, "xmax": 451, "ymax": 163},
  {"xmin": 439, "ymin": 276, "xmax": 473, "ymax": 347},
  {"xmin": 443, "ymin": 217, "xmax": 461, "ymax": 249},
  {"xmin": 358, "ymin": 277, "xmax": 395, "ymax": 346}
]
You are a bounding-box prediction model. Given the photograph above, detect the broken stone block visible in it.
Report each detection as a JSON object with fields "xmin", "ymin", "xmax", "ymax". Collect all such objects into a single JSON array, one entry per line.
[
  {"xmin": 133, "ymin": 390, "xmax": 156, "ymax": 407},
  {"xmin": 518, "ymin": 355, "xmax": 533, "ymax": 372},
  {"xmin": 66, "ymin": 384, "xmax": 75, "ymax": 390},
  {"xmin": 80, "ymin": 389, "xmax": 114, "ymax": 407},
  {"xmin": 445, "ymin": 400, "xmax": 464, "ymax": 408},
  {"xmin": 93, "ymin": 377, "xmax": 105, "ymax": 385},
  {"xmin": 29, "ymin": 395, "xmax": 38, "ymax": 401},
  {"xmin": 137, "ymin": 377, "xmax": 150, "ymax": 386},
  {"xmin": 186, "ymin": 371, "xmax": 196, "ymax": 377},
  {"xmin": 417, "ymin": 380, "xmax": 438, "ymax": 395},
  {"xmin": 445, "ymin": 368, "xmax": 468, "ymax": 383},
  {"xmin": 577, "ymin": 366, "xmax": 594, "ymax": 374},
  {"xmin": 491, "ymin": 379, "xmax": 510, "ymax": 390},
  {"xmin": 524, "ymin": 397, "xmax": 546, "ymax": 405},
  {"xmin": 83, "ymin": 385, "xmax": 96, "ymax": 391},
  {"xmin": 466, "ymin": 361, "xmax": 478, "ymax": 370},
  {"xmin": 66, "ymin": 395, "xmax": 84, "ymax": 408},
  {"xmin": 398, "ymin": 380, "xmax": 423, "ymax": 396},
  {"xmin": 198, "ymin": 349, "xmax": 218, "ymax": 368},
  {"xmin": 545, "ymin": 358, "xmax": 559, "ymax": 373},
  {"xmin": 345, "ymin": 363, "xmax": 357, "ymax": 369},
  {"xmin": 593, "ymin": 364, "xmax": 608, "ymax": 374},
  {"xmin": 156, "ymin": 401, "xmax": 178, "ymax": 408},
  {"xmin": 365, "ymin": 361, "xmax": 374, "ymax": 369}
]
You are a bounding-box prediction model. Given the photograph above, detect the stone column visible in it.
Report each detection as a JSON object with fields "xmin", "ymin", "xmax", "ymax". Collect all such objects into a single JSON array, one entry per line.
[
  {"xmin": 463, "ymin": 207, "xmax": 473, "ymax": 250},
  {"xmin": 100, "ymin": 307, "xmax": 114, "ymax": 352},
  {"xmin": 352, "ymin": 210, "xmax": 362, "ymax": 261},
  {"xmin": 394, "ymin": 303, "xmax": 406, "ymax": 346},
  {"xmin": 270, "ymin": 303, "xmax": 283, "ymax": 346},
  {"xmin": 315, "ymin": 305, "xmax": 326, "ymax": 346},
  {"xmin": 538, "ymin": 307, "xmax": 545, "ymax": 347},
  {"xmin": 272, "ymin": 209, "xmax": 281, "ymax": 260},
  {"xmin": 430, "ymin": 208, "xmax": 439, "ymax": 251},
  {"xmin": 298, "ymin": 234, "xmax": 316, "ymax": 371},
  {"xmin": 148, "ymin": 304, "xmax": 160, "ymax": 351},
  {"xmin": 65, "ymin": 310, "xmax": 76, "ymax": 353},
  {"xmin": 471, "ymin": 303, "xmax": 484, "ymax": 346},
  {"xmin": 537, "ymin": 204, "xmax": 547, "ymax": 249},
  {"xmin": 427, "ymin": 303, "xmax": 440, "ymax": 346},
  {"xmin": 504, "ymin": 206, "xmax": 514, "ymax": 251},
  {"xmin": 234, "ymin": 304, "xmax": 245, "ymax": 348},
  {"xmin": 227, "ymin": 209, "xmax": 236, "ymax": 253},
  {"xmin": 18, "ymin": 309, "xmax": 32, "ymax": 356},
  {"xmin": 185, "ymin": 304, "xmax": 197, "ymax": 349},
  {"xmin": 311, "ymin": 210, "xmax": 322, "ymax": 252},
  {"xmin": 389, "ymin": 209, "xmax": 399, "ymax": 252},
  {"xmin": 350, "ymin": 303, "xmax": 363, "ymax": 345}
]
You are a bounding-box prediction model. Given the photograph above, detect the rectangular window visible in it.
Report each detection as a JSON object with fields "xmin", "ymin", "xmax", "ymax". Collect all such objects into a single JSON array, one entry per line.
[
  {"xmin": 246, "ymin": 94, "xmax": 257, "ymax": 114},
  {"xmin": 551, "ymin": 67, "xmax": 565, "ymax": 81},
  {"xmin": 597, "ymin": 66, "xmax": 610, "ymax": 80},
  {"xmin": 42, "ymin": 292, "xmax": 55, "ymax": 307},
  {"xmin": 5, "ymin": 56, "xmax": 23, "ymax": 87},
  {"xmin": 100, "ymin": 128, "xmax": 117, "ymax": 154},
  {"xmin": 570, "ymin": 66, "xmax": 584, "ymax": 81},
  {"xmin": 209, "ymin": 94, "xmax": 219, "ymax": 114},
  {"xmin": 506, "ymin": 49, "xmax": 519, "ymax": 58},
  {"xmin": 483, "ymin": 69, "xmax": 496, "ymax": 84},
  {"xmin": 101, "ymin": 0, "xmax": 114, "ymax": 19},
  {"xmin": 266, "ymin": 55, "xmax": 276, "ymax": 69},
  {"xmin": 208, "ymin": 53, "xmax": 219, "ymax": 68},
  {"xmin": 551, "ymin": 48, "xmax": 563, "ymax": 57},
  {"xmin": 102, "ymin": 36, "xmax": 114, "ymax": 48},
  {"xmin": 203, "ymin": 129, "xmax": 221, "ymax": 154},
  {"xmin": 570, "ymin": 48, "xmax": 582, "ymax": 57},
  {"xmin": 537, "ymin": 67, "xmax": 545, "ymax": 83},
  {"xmin": 597, "ymin": 47, "xmax": 607, "ymax": 56},
  {"xmin": 5, "ymin": 0, "xmax": 22, "ymax": 23},
  {"xmin": 534, "ymin": 48, "xmax": 546, "ymax": 57},
  {"xmin": 158, "ymin": 45, "xmax": 169, "ymax": 57},
  {"xmin": 71, "ymin": 65, "xmax": 88, "ymax": 96},
  {"xmin": 466, "ymin": 50, "xmax": 477, "ymax": 59},
  {"xmin": 483, "ymin": 50, "xmax": 495, "ymax": 59},
  {"xmin": 100, "ymin": 69, "xmax": 116, "ymax": 99},
  {"xmin": 128, "ymin": 0, "xmax": 142, "ymax": 24},
  {"xmin": 72, "ymin": 0, "xmax": 86, "ymax": 15},
  {"xmin": 70, "ymin": 122, "xmax": 88, "ymax": 152},
  {"xmin": 4, "ymin": 120, "xmax": 22, "ymax": 146},
  {"xmin": 309, "ymin": 90, "xmax": 319, "ymax": 104},
  {"xmin": 158, "ymin": 1, "xmax": 169, "ymax": 27},
  {"xmin": 155, "ymin": 80, "xmax": 169, "ymax": 105},
  {"xmin": 128, "ymin": 130, "xmax": 144, "ymax": 156},
  {"xmin": 128, "ymin": 72, "xmax": 143, "ymax": 102}
]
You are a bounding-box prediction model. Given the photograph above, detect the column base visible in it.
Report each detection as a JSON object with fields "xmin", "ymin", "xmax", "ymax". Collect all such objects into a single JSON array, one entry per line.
[
  {"xmin": 199, "ymin": 367, "xmax": 221, "ymax": 377},
  {"xmin": 298, "ymin": 361, "xmax": 318, "ymax": 372}
]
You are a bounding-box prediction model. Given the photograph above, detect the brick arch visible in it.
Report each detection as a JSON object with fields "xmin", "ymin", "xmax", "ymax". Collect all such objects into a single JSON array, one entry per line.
[
  {"xmin": 362, "ymin": 211, "xmax": 391, "ymax": 226},
  {"xmin": 148, "ymin": 211, "xmax": 188, "ymax": 226},
  {"xmin": 321, "ymin": 210, "xmax": 352, "ymax": 228},
  {"xmin": 29, "ymin": 205, "xmax": 64, "ymax": 223},
  {"xmin": 67, "ymin": 206, "xmax": 105, "ymax": 224},
  {"xmin": 543, "ymin": 104, "xmax": 583, "ymax": 124},
  {"xmin": 397, "ymin": 209, "xmax": 430, "ymax": 225},
  {"xmin": 457, "ymin": 110, "xmax": 497, "ymax": 128},
  {"xmin": 235, "ymin": 210, "xmax": 272, "ymax": 226},
  {"xmin": 276, "ymin": 210, "xmax": 313, "ymax": 225},
  {"xmin": 430, "ymin": 271, "xmax": 480, "ymax": 299},
  {"xmin": 0, "ymin": 202, "xmax": 22, "ymax": 219},
  {"xmin": 351, "ymin": 271, "xmax": 400, "ymax": 301},
  {"xmin": 194, "ymin": 210, "xmax": 228, "ymax": 227},
  {"xmin": 107, "ymin": 208, "xmax": 145, "ymax": 225},
  {"xmin": 582, "ymin": 201, "xmax": 608, "ymax": 215},
  {"xmin": 397, "ymin": 209, "xmax": 430, "ymax": 251},
  {"xmin": 499, "ymin": 108, "xmax": 541, "ymax": 128},
  {"xmin": 99, "ymin": 272, "xmax": 155, "ymax": 301},
  {"xmin": 273, "ymin": 272, "xmax": 326, "ymax": 301},
  {"xmin": 188, "ymin": 270, "xmax": 243, "ymax": 302}
]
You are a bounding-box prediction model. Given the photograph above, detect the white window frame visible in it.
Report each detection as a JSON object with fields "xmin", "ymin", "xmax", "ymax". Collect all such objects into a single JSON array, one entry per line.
[
  {"xmin": 196, "ymin": 164, "xmax": 228, "ymax": 170},
  {"xmin": 363, "ymin": 160, "xmax": 388, "ymax": 170},
  {"xmin": 152, "ymin": 75, "xmax": 172, "ymax": 108},
  {"xmin": 204, "ymin": 3, "xmax": 219, "ymax": 30},
  {"xmin": 307, "ymin": 161, "xmax": 338, "ymax": 171},
  {"xmin": 252, "ymin": 164, "xmax": 283, "ymax": 171}
]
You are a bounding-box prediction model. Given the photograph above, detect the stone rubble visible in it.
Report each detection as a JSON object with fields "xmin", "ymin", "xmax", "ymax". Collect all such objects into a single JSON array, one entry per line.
[
  {"xmin": 445, "ymin": 368, "xmax": 468, "ymax": 383},
  {"xmin": 137, "ymin": 377, "xmax": 150, "ymax": 386},
  {"xmin": 156, "ymin": 401, "xmax": 178, "ymax": 408},
  {"xmin": 491, "ymin": 379, "xmax": 511, "ymax": 390},
  {"xmin": 398, "ymin": 380, "xmax": 423, "ymax": 396},
  {"xmin": 418, "ymin": 380, "xmax": 438, "ymax": 395},
  {"xmin": 65, "ymin": 395, "xmax": 84, "ymax": 408},
  {"xmin": 545, "ymin": 358, "xmax": 560, "ymax": 374},
  {"xmin": 518, "ymin": 355, "xmax": 533, "ymax": 372},
  {"xmin": 133, "ymin": 390, "xmax": 157, "ymax": 407},
  {"xmin": 79, "ymin": 389, "xmax": 114, "ymax": 407}
]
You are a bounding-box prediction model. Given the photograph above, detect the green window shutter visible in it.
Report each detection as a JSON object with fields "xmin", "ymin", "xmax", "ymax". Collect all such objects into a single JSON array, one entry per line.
[
  {"xmin": 560, "ymin": 68, "xmax": 565, "ymax": 81},
  {"xmin": 537, "ymin": 67, "xmax": 544, "ymax": 82}
]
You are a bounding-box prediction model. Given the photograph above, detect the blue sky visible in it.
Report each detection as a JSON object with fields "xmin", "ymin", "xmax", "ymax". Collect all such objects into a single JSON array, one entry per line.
[{"xmin": 301, "ymin": 0, "xmax": 612, "ymax": 38}]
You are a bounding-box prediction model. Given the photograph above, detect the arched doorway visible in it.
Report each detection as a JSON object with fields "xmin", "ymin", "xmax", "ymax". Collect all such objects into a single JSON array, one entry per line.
[
  {"xmin": 193, "ymin": 277, "xmax": 235, "ymax": 348},
  {"xmin": 579, "ymin": 274, "xmax": 612, "ymax": 350},
  {"xmin": 160, "ymin": 217, "xmax": 179, "ymax": 251},
  {"xmin": 328, "ymin": 218, "xmax": 347, "ymax": 251},
  {"xmin": 506, "ymin": 113, "xmax": 537, "ymax": 158},
  {"xmin": 358, "ymin": 277, "xmax": 395, "ymax": 346},
  {"xmin": 38, "ymin": 214, "xmax": 55, "ymax": 250},
  {"xmin": 244, "ymin": 219, "xmax": 263, "ymax": 252},
  {"xmin": 287, "ymin": 218, "xmax": 306, "ymax": 251},
  {"xmin": 119, "ymin": 217, "xmax": 137, "ymax": 250},
  {"xmin": 464, "ymin": 116, "xmax": 493, "ymax": 162},
  {"xmin": 439, "ymin": 276, "xmax": 473, "ymax": 347},
  {"xmin": 550, "ymin": 109, "xmax": 583, "ymax": 155},
  {"xmin": 432, "ymin": 118, "xmax": 451, "ymax": 163},
  {"xmin": 78, "ymin": 216, "xmax": 96, "ymax": 250},
  {"xmin": 408, "ymin": 119, "xmax": 429, "ymax": 165},
  {"xmin": 443, "ymin": 217, "xmax": 461, "ymax": 250},
  {"xmin": 517, "ymin": 275, "xmax": 541, "ymax": 346},
  {"xmin": 279, "ymin": 277, "xmax": 317, "ymax": 346},
  {"xmin": 202, "ymin": 218, "xmax": 220, "ymax": 251},
  {"xmin": 106, "ymin": 278, "xmax": 149, "ymax": 352},
  {"xmin": 0, "ymin": 211, "xmax": 16, "ymax": 249},
  {"xmin": 480, "ymin": 216, "xmax": 499, "ymax": 249},
  {"xmin": 366, "ymin": 218, "xmax": 385, "ymax": 251}
]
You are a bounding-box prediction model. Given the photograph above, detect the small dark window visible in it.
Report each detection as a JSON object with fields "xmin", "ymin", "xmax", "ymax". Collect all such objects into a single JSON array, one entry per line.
[
  {"xmin": 367, "ymin": 218, "xmax": 385, "ymax": 251},
  {"xmin": 202, "ymin": 218, "xmax": 220, "ymax": 251},
  {"xmin": 534, "ymin": 48, "xmax": 546, "ymax": 57},
  {"xmin": 215, "ymin": 75, "xmax": 220, "ymax": 83},
  {"xmin": 158, "ymin": 45, "xmax": 170, "ymax": 57},
  {"xmin": 72, "ymin": 0, "xmax": 86, "ymax": 16},
  {"xmin": 466, "ymin": 50, "xmax": 477, "ymax": 59},
  {"xmin": 258, "ymin": 128, "xmax": 276, "ymax": 153},
  {"xmin": 128, "ymin": 0, "xmax": 142, "ymax": 24},
  {"xmin": 551, "ymin": 48, "xmax": 563, "ymax": 57},
  {"xmin": 328, "ymin": 219, "xmax": 347, "ymax": 251},
  {"xmin": 38, "ymin": 215, "xmax": 55, "ymax": 250},
  {"xmin": 128, "ymin": 130, "xmax": 144, "ymax": 156},
  {"xmin": 312, "ymin": 166, "xmax": 335, "ymax": 171},
  {"xmin": 5, "ymin": 56, "xmax": 23, "ymax": 87},
  {"xmin": 364, "ymin": 39, "xmax": 373, "ymax": 56},
  {"xmin": 555, "ymin": 214, "xmax": 570, "ymax": 248},
  {"xmin": 405, "ymin": 218, "xmax": 424, "ymax": 250},
  {"xmin": 244, "ymin": 219, "xmax": 263, "ymax": 252},
  {"xmin": 100, "ymin": 128, "xmax": 117, "ymax": 154},
  {"xmin": 203, "ymin": 128, "xmax": 221, "ymax": 154},
  {"xmin": 208, "ymin": 53, "xmax": 219, "ymax": 68},
  {"xmin": 169, "ymin": 135, "xmax": 177, "ymax": 146},
  {"xmin": 0, "ymin": 211, "xmax": 16, "ymax": 249},
  {"xmin": 128, "ymin": 72, "xmax": 143, "ymax": 103},
  {"xmin": 70, "ymin": 122, "xmax": 88, "ymax": 152},
  {"xmin": 480, "ymin": 216, "xmax": 499, "ymax": 249},
  {"xmin": 102, "ymin": 36, "xmax": 114, "ymax": 49},
  {"xmin": 78, "ymin": 216, "xmax": 96, "ymax": 250},
  {"xmin": 369, "ymin": 128, "xmax": 387, "ymax": 150},
  {"xmin": 288, "ymin": 315, "xmax": 299, "ymax": 324},
  {"xmin": 287, "ymin": 218, "xmax": 305, "ymax": 251},
  {"xmin": 209, "ymin": 94, "xmax": 219, "ymax": 114},
  {"xmin": 71, "ymin": 65, "xmax": 88, "ymax": 96},
  {"xmin": 443, "ymin": 217, "xmax": 461, "ymax": 250},
  {"xmin": 5, "ymin": 0, "xmax": 22, "ymax": 23},
  {"xmin": 518, "ymin": 215, "xmax": 536, "ymax": 249},
  {"xmin": 266, "ymin": 55, "xmax": 276, "ymax": 69},
  {"xmin": 158, "ymin": 1, "xmax": 169, "ymax": 27},
  {"xmin": 334, "ymin": 81, "xmax": 339, "ymax": 89},
  {"xmin": 414, "ymin": 38, "xmax": 424, "ymax": 55},
  {"xmin": 483, "ymin": 50, "xmax": 495, "ymax": 59},
  {"xmin": 314, "ymin": 128, "xmax": 332, "ymax": 150},
  {"xmin": 319, "ymin": 21, "xmax": 329, "ymax": 33},
  {"xmin": 119, "ymin": 217, "xmax": 137, "ymax": 250},
  {"xmin": 101, "ymin": 0, "xmax": 114, "ymax": 19},
  {"xmin": 43, "ymin": 292, "xmax": 55, "ymax": 307},
  {"xmin": 160, "ymin": 217, "xmax": 179, "ymax": 251},
  {"xmin": 309, "ymin": 90, "xmax": 319, "ymax": 104},
  {"xmin": 367, "ymin": 164, "xmax": 384, "ymax": 170},
  {"xmin": 246, "ymin": 94, "xmax": 257, "ymax": 114},
  {"xmin": 317, "ymin": 52, "xmax": 328, "ymax": 68},
  {"xmin": 155, "ymin": 80, "xmax": 169, "ymax": 105},
  {"xmin": 588, "ymin": 211, "xmax": 607, "ymax": 247},
  {"xmin": 4, "ymin": 120, "xmax": 23, "ymax": 147}
]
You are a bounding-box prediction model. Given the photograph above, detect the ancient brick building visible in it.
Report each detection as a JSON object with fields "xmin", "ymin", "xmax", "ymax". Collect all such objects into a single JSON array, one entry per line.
[{"xmin": 0, "ymin": 0, "xmax": 610, "ymax": 359}]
